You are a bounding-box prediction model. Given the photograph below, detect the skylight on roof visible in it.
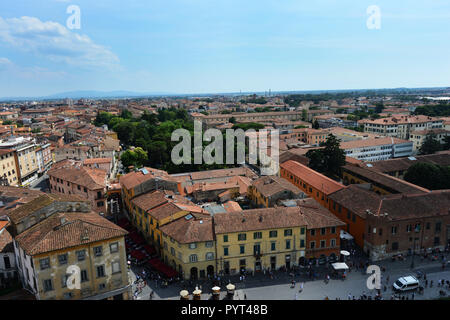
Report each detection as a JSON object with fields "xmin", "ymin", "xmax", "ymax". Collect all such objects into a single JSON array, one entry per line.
[
  {"xmin": 366, "ymin": 164, "xmax": 373, "ymax": 167},
  {"xmin": 408, "ymin": 157, "xmax": 417, "ymax": 161},
  {"xmin": 185, "ymin": 214, "xmax": 193, "ymax": 220}
]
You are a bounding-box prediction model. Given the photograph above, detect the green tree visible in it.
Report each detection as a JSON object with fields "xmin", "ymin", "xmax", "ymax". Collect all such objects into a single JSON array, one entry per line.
[
  {"xmin": 312, "ymin": 120, "xmax": 320, "ymax": 129},
  {"xmin": 120, "ymin": 147, "xmax": 148, "ymax": 170},
  {"xmin": 443, "ymin": 135, "xmax": 450, "ymax": 150},
  {"xmin": 419, "ymin": 132, "xmax": 442, "ymax": 155},
  {"xmin": 404, "ymin": 162, "xmax": 450, "ymax": 190},
  {"xmin": 121, "ymin": 109, "xmax": 133, "ymax": 119},
  {"xmin": 374, "ymin": 102, "xmax": 384, "ymax": 114},
  {"xmin": 229, "ymin": 117, "xmax": 236, "ymax": 124},
  {"xmin": 301, "ymin": 109, "xmax": 307, "ymax": 121},
  {"xmin": 306, "ymin": 134, "xmax": 346, "ymax": 177}
]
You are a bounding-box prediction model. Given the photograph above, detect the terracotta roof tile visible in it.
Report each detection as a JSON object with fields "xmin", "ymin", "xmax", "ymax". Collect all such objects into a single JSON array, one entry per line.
[
  {"xmin": 15, "ymin": 212, "xmax": 127, "ymax": 256},
  {"xmin": 160, "ymin": 214, "xmax": 213, "ymax": 243},
  {"xmin": 214, "ymin": 207, "xmax": 307, "ymax": 234},
  {"xmin": 281, "ymin": 160, "xmax": 344, "ymax": 195}
]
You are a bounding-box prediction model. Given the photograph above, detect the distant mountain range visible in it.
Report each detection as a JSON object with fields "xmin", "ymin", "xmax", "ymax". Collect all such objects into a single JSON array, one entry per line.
[
  {"xmin": 0, "ymin": 90, "xmax": 174, "ymax": 101},
  {"xmin": 0, "ymin": 87, "xmax": 448, "ymax": 102}
]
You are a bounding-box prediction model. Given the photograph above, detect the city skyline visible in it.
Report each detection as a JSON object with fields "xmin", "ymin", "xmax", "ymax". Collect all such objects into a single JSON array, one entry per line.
[{"xmin": 0, "ymin": 1, "xmax": 449, "ymax": 97}]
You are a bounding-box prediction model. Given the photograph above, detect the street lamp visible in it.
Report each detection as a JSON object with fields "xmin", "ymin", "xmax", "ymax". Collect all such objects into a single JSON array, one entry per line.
[{"xmin": 410, "ymin": 238, "xmax": 417, "ymax": 269}]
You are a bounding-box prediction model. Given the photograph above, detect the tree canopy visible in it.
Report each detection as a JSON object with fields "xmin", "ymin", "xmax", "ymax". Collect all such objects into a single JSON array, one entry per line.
[
  {"xmin": 404, "ymin": 162, "xmax": 450, "ymax": 190},
  {"xmin": 306, "ymin": 134, "xmax": 346, "ymax": 177}
]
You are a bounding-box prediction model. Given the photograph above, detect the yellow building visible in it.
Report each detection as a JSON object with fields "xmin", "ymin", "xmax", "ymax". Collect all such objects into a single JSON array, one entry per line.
[
  {"xmin": 119, "ymin": 167, "xmax": 178, "ymax": 215},
  {"xmin": 160, "ymin": 213, "xmax": 215, "ymax": 280},
  {"xmin": 247, "ymin": 176, "xmax": 303, "ymax": 208},
  {"xmin": 0, "ymin": 149, "xmax": 19, "ymax": 186},
  {"xmin": 130, "ymin": 190, "xmax": 206, "ymax": 251},
  {"xmin": 14, "ymin": 212, "xmax": 130, "ymax": 300},
  {"xmin": 214, "ymin": 207, "xmax": 307, "ymax": 274}
]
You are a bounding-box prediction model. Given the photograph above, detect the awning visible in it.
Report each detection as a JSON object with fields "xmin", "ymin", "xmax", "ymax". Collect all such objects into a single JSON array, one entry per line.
[
  {"xmin": 332, "ymin": 262, "xmax": 349, "ymax": 270},
  {"xmin": 340, "ymin": 230, "xmax": 354, "ymax": 240}
]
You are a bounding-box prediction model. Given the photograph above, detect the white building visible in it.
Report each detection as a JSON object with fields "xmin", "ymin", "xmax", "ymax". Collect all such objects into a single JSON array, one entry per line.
[{"xmin": 341, "ymin": 137, "xmax": 413, "ymax": 162}]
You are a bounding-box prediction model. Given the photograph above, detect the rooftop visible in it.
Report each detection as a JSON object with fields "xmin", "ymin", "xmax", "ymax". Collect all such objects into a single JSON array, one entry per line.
[{"xmin": 281, "ymin": 160, "xmax": 344, "ymax": 195}]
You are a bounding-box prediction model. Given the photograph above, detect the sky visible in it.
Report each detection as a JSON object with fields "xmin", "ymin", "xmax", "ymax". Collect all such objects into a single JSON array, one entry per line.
[{"xmin": 0, "ymin": 0, "xmax": 449, "ymax": 97}]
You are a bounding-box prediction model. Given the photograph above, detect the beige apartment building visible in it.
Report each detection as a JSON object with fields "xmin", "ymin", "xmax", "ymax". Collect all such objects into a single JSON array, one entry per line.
[
  {"xmin": 0, "ymin": 137, "xmax": 39, "ymax": 186},
  {"xmin": 6, "ymin": 193, "xmax": 130, "ymax": 300},
  {"xmin": 363, "ymin": 115, "xmax": 443, "ymax": 139},
  {"xmin": 0, "ymin": 149, "xmax": 19, "ymax": 186},
  {"xmin": 191, "ymin": 111, "xmax": 304, "ymax": 126}
]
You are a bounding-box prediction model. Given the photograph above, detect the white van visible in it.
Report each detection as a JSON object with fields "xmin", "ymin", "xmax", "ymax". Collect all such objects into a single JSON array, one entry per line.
[{"xmin": 393, "ymin": 276, "xmax": 420, "ymax": 292}]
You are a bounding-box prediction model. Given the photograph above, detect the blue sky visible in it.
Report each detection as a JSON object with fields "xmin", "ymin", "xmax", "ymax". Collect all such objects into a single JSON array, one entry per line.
[{"xmin": 0, "ymin": 0, "xmax": 449, "ymax": 97}]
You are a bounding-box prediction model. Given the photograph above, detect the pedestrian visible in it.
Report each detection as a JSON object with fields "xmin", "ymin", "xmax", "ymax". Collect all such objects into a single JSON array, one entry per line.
[
  {"xmin": 348, "ymin": 293, "xmax": 352, "ymax": 300},
  {"xmin": 411, "ymin": 293, "xmax": 414, "ymax": 300},
  {"xmin": 299, "ymin": 282, "xmax": 304, "ymax": 293},
  {"xmin": 244, "ymin": 294, "xmax": 247, "ymax": 300}
]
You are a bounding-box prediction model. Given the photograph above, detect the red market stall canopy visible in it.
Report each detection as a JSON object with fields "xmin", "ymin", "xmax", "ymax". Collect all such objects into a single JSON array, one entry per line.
[
  {"xmin": 143, "ymin": 245, "xmax": 156, "ymax": 255},
  {"xmin": 130, "ymin": 250, "xmax": 147, "ymax": 261},
  {"xmin": 147, "ymin": 259, "xmax": 178, "ymax": 278}
]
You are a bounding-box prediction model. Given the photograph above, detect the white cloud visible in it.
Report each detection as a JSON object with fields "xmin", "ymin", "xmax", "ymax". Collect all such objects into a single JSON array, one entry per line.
[{"xmin": 0, "ymin": 16, "xmax": 120, "ymax": 69}]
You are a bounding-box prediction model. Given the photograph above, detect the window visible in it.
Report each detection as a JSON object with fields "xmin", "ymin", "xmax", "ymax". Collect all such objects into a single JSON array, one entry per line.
[
  {"xmin": 435, "ymin": 222, "xmax": 441, "ymax": 233},
  {"xmin": 331, "ymin": 227, "xmax": 336, "ymax": 234},
  {"xmin": 321, "ymin": 228, "xmax": 326, "ymax": 235},
  {"xmin": 84, "ymin": 187, "xmax": 87, "ymax": 193},
  {"xmin": 40, "ymin": 258, "xmax": 50, "ymax": 270},
  {"xmin": 97, "ymin": 201, "xmax": 104, "ymax": 207},
  {"xmin": 426, "ymin": 222, "xmax": 430, "ymax": 230},
  {"xmin": 310, "ymin": 229, "xmax": 316, "ymax": 236},
  {"xmin": 269, "ymin": 230, "xmax": 277, "ymax": 238},
  {"xmin": 238, "ymin": 233, "xmax": 247, "ymax": 241},
  {"xmin": 300, "ymin": 228, "xmax": 305, "ymax": 235},
  {"xmin": 205, "ymin": 241, "xmax": 213, "ymax": 248},
  {"xmin": 240, "ymin": 245, "xmax": 245, "ymax": 254},
  {"xmin": 206, "ymin": 252, "xmax": 214, "ymax": 261},
  {"xmin": 253, "ymin": 232, "xmax": 262, "ymax": 239},
  {"xmin": 97, "ymin": 265, "xmax": 105, "ymax": 278},
  {"xmin": 58, "ymin": 254, "xmax": 68, "ymax": 265},
  {"xmin": 271, "ymin": 242, "xmax": 276, "ymax": 251},
  {"xmin": 253, "ymin": 244, "xmax": 261, "ymax": 255},
  {"xmin": 300, "ymin": 239, "xmax": 305, "ymax": 248},
  {"xmin": 4, "ymin": 256, "xmax": 11, "ymax": 269},
  {"xmin": 406, "ymin": 224, "xmax": 412, "ymax": 232},
  {"xmin": 94, "ymin": 246, "xmax": 103, "ymax": 257},
  {"xmin": 110, "ymin": 242, "xmax": 119, "ymax": 253},
  {"xmin": 81, "ymin": 270, "xmax": 88, "ymax": 282},
  {"xmin": 170, "ymin": 247, "xmax": 175, "ymax": 256},
  {"xmin": 284, "ymin": 229, "xmax": 292, "ymax": 236},
  {"xmin": 189, "ymin": 243, "xmax": 197, "ymax": 249},
  {"xmin": 112, "ymin": 262, "xmax": 121, "ymax": 274},
  {"xmin": 391, "ymin": 226, "xmax": 397, "ymax": 235},
  {"xmin": 310, "ymin": 241, "xmax": 316, "ymax": 249},
  {"xmin": 61, "ymin": 274, "xmax": 69, "ymax": 288},
  {"xmin": 223, "ymin": 247, "xmax": 229, "ymax": 256},
  {"xmin": 286, "ymin": 240, "xmax": 291, "ymax": 249},
  {"xmin": 43, "ymin": 279, "xmax": 53, "ymax": 292},
  {"xmin": 76, "ymin": 250, "xmax": 85, "ymax": 261},
  {"xmin": 320, "ymin": 240, "xmax": 326, "ymax": 248},
  {"xmin": 392, "ymin": 242, "xmax": 399, "ymax": 251},
  {"xmin": 99, "ymin": 283, "xmax": 106, "ymax": 290},
  {"xmin": 223, "ymin": 235, "xmax": 228, "ymax": 243}
]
